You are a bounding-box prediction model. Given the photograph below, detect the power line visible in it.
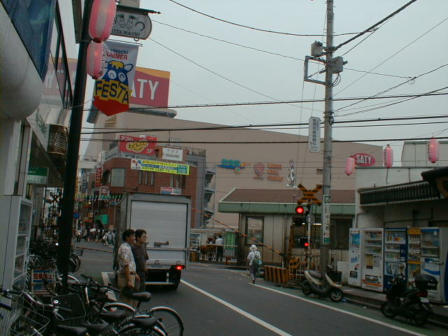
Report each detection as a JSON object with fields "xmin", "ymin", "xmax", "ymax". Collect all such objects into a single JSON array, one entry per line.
[
  {"xmin": 336, "ymin": 15, "xmax": 448, "ymax": 96},
  {"xmin": 80, "ymin": 114, "xmax": 448, "ymax": 134},
  {"xmin": 334, "ymin": 0, "xmax": 418, "ymax": 51},
  {"xmin": 150, "ymin": 38, "xmax": 311, "ymax": 113},
  {"xmin": 80, "ymin": 135, "xmax": 448, "ymax": 144},
  {"xmin": 166, "ymin": 0, "xmax": 362, "ymax": 37},
  {"xmin": 121, "ymin": 90, "xmax": 448, "ymax": 110},
  {"xmin": 338, "ymin": 86, "xmax": 448, "ymax": 117},
  {"xmin": 336, "ymin": 62, "xmax": 448, "ymax": 113},
  {"xmin": 153, "ymin": 19, "xmax": 412, "ymax": 80}
]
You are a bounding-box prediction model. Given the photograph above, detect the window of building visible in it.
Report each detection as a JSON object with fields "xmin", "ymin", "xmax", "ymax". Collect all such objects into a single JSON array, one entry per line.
[
  {"xmin": 111, "ymin": 168, "xmax": 125, "ymax": 187},
  {"xmin": 246, "ymin": 216, "xmax": 263, "ymax": 245},
  {"xmin": 138, "ymin": 171, "xmax": 143, "ymax": 185},
  {"xmin": 149, "ymin": 172, "xmax": 155, "ymax": 186}
]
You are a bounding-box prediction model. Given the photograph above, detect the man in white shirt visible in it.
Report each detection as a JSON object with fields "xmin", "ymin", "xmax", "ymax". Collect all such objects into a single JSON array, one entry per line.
[
  {"xmin": 117, "ymin": 229, "xmax": 139, "ymax": 306},
  {"xmin": 215, "ymin": 234, "xmax": 224, "ymax": 263}
]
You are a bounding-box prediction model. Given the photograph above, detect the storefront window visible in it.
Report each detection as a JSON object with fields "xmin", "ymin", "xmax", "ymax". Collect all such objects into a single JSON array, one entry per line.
[{"xmin": 246, "ymin": 216, "xmax": 263, "ymax": 245}]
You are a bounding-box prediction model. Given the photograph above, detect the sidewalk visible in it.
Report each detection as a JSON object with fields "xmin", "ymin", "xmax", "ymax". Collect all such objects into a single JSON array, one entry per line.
[{"xmin": 343, "ymin": 286, "xmax": 448, "ymax": 328}]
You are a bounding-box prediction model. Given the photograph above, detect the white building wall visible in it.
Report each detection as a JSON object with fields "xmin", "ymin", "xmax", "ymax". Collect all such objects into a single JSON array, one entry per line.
[{"xmin": 402, "ymin": 141, "xmax": 448, "ymax": 167}]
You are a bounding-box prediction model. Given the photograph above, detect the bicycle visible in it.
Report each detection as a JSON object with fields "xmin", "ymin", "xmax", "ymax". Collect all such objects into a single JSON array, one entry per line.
[{"xmin": 80, "ymin": 275, "xmax": 184, "ymax": 336}]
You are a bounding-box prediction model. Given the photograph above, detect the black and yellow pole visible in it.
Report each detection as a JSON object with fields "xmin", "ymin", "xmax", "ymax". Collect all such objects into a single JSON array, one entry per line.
[{"xmin": 58, "ymin": 0, "xmax": 92, "ymax": 287}]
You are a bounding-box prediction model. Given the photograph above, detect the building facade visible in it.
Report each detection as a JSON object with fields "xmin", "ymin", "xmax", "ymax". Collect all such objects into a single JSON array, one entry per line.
[
  {"xmin": 84, "ymin": 113, "xmax": 384, "ymax": 230},
  {"xmin": 0, "ymin": 0, "xmax": 73, "ymax": 297}
]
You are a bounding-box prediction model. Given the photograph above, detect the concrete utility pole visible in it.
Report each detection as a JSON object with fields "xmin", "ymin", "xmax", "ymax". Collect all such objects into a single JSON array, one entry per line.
[{"xmin": 320, "ymin": 0, "xmax": 334, "ymax": 273}]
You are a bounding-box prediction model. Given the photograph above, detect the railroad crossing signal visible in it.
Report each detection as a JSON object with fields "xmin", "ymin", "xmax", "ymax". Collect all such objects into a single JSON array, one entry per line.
[{"xmin": 297, "ymin": 184, "xmax": 322, "ymax": 205}]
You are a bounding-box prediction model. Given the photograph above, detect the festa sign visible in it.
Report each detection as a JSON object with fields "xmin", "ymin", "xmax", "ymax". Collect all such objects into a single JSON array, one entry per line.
[
  {"xmin": 93, "ymin": 40, "xmax": 139, "ymax": 116},
  {"xmin": 119, "ymin": 135, "xmax": 157, "ymax": 156}
]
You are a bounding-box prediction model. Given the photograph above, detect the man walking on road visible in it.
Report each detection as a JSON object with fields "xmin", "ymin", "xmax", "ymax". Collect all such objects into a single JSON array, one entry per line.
[
  {"xmin": 132, "ymin": 229, "xmax": 149, "ymax": 291},
  {"xmin": 117, "ymin": 229, "xmax": 139, "ymax": 306}
]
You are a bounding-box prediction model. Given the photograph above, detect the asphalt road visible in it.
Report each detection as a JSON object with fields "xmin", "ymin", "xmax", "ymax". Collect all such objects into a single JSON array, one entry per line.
[{"xmin": 76, "ymin": 244, "xmax": 446, "ymax": 336}]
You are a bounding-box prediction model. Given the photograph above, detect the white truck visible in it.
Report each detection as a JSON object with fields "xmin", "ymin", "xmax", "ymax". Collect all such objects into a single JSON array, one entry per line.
[{"xmin": 114, "ymin": 193, "xmax": 191, "ymax": 289}]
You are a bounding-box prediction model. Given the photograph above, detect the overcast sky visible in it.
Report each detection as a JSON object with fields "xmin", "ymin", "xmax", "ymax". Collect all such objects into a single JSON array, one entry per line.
[{"xmin": 61, "ymin": 0, "xmax": 448, "ymax": 162}]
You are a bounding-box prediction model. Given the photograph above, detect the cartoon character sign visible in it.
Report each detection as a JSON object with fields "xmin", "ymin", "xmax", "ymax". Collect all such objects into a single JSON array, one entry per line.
[{"xmin": 93, "ymin": 41, "xmax": 139, "ymax": 116}]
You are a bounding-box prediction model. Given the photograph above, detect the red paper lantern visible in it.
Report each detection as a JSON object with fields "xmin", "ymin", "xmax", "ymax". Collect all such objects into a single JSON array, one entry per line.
[
  {"xmin": 86, "ymin": 41, "xmax": 104, "ymax": 79},
  {"xmin": 428, "ymin": 138, "xmax": 439, "ymax": 163},
  {"xmin": 89, "ymin": 0, "xmax": 117, "ymax": 42},
  {"xmin": 384, "ymin": 144, "xmax": 393, "ymax": 168},
  {"xmin": 345, "ymin": 157, "xmax": 355, "ymax": 176}
]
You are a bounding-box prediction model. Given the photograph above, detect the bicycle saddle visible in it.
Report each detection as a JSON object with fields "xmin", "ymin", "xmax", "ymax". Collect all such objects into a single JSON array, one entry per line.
[
  {"xmin": 131, "ymin": 316, "xmax": 158, "ymax": 329},
  {"xmin": 131, "ymin": 291, "xmax": 152, "ymax": 302},
  {"xmin": 54, "ymin": 325, "xmax": 89, "ymax": 336},
  {"xmin": 100, "ymin": 310, "xmax": 127, "ymax": 322}
]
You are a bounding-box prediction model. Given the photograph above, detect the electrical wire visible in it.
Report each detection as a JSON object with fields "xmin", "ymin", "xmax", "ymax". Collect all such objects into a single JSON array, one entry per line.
[
  {"xmin": 334, "ymin": 0, "xmax": 418, "ymax": 51},
  {"xmin": 166, "ymin": 0, "xmax": 362, "ymax": 37},
  {"xmin": 80, "ymin": 114, "xmax": 448, "ymax": 134},
  {"xmin": 150, "ymin": 38, "xmax": 312, "ymax": 113},
  {"xmin": 119, "ymin": 90, "xmax": 448, "ymax": 110},
  {"xmin": 153, "ymin": 19, "xmax": 412, "ymax": 80},
  {"xmin": 336, "ymin": 15, "xmax": 448, "ymax": 96},
  {"xmin": 336, "ymin": 62, "xmax": 448, "ymax": 114},
  {"xmin": 338, "ymin": 86, "xmax": 448, "ymax": 117},
  {"xmin": 80, "ymin": 135, "xmax": 448, "ymax": 144}
]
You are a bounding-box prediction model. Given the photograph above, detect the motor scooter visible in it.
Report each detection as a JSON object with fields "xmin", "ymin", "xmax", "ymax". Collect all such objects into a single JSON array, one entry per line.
[
  {"xmin": 301, "ymin": 266, "xmax": 343, "ymax": 302},
  {"xmin": 381, "ymin": 274, "xmax": 437, "ymax": 326}
]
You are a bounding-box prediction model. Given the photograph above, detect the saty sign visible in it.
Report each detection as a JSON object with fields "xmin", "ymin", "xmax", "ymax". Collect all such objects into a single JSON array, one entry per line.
[
  {"xmin": 352, "ymin": 153, "xmax": 376, "ymax": 167},
  {"xmin": 93, "ymin": 41, "xmax": 139, "ymax": 116}
]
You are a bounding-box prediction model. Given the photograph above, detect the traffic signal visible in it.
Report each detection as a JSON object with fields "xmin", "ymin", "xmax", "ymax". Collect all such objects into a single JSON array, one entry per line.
[{"xmin": 295, "ymin": 205, "xmax": 305, "ymax": 215}]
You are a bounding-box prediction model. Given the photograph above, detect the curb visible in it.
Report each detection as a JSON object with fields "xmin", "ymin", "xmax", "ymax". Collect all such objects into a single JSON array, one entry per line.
[{"xmin": 343, "ymin": 291, "xmax": 448, "ymax": 329}]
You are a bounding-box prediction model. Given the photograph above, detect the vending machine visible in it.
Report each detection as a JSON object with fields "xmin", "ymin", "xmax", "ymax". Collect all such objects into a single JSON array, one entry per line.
[
  {"xmin": 361, "ymin": 228, "xmax": 384, "ymax": 292},
  {"xmin": 407, "ymin": 228, "xmax": 422, "ymax": 286},
  {"xmin": 421, "ymin": 227, "xmax": 448, "ymax": 303},
  {"xmin": 348, "ymin": 228, "xmax": 362, "ymax": 287},
  {"xmin": 383, "ymin": 228, "xmax": 407, "ymax": 290}
]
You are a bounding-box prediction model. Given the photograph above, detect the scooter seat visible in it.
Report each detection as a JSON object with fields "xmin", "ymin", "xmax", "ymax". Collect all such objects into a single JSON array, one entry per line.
[{"xmin": 309, "ymin": 270, "xmax": 322, "ymax": 279}]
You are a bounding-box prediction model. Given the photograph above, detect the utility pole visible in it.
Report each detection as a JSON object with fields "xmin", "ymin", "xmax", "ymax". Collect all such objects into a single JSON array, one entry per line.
[
  {"xmin": 321, "ymin": 0, "xmax": 334, "ymax": 273},
  {"xmin": 58, "ymin": 0, "xmax": 92, "ymax": 287},
  {"xmin": 304, "ymin": 0, "xmax": 342, "ymax": 273}
]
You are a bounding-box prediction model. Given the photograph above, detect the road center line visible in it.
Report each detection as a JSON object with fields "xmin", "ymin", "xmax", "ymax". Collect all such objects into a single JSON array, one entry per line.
[
  {"xmin": 254, "ymin": 284, "xmax": 425, "ymax": 336},
  {"xmin": 181, "ymin": 280, "xmax": 292, "ymax": 336}
]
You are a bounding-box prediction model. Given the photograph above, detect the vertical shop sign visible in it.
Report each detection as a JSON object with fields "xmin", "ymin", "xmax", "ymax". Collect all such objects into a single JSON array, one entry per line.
[
  {"xmin": 93, "ymin": 40, "xmax": 139, "ymax": 116},
  {"xmin": 308, "ymin": 117, "xmax": 321, "ymax": 153}
]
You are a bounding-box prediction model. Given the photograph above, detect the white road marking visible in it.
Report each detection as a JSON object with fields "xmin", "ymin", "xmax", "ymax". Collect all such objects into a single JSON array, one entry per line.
[
  {"xmin": 181, "ymin": 280, "xmax": 292, "ymax": 336},
  {"xmin": 254, "ymin": 284, "xmax": 425, "ymax": 336}
]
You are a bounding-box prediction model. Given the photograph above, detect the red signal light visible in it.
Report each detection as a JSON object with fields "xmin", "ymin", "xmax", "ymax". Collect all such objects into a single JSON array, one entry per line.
[
  {"xmin": 304, "ymin": 242, "xmax": 310, "ymax": 248},
  {"xmin": 295, "ymin": 206, "xmax": 305, "ymax": 215},
  {"xmin": 175, "ymin": 265, "xmax": 184, "ymax": 271}
]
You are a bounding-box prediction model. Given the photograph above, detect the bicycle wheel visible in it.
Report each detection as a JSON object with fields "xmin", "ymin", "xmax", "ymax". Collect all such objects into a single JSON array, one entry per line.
[
  {"xmin": 149, "ymin": 306, "xmax": 183, "ymax": 336},
  {"xmin": 120, "ymin": 326, "xmax": 166, "ymax": 336}
]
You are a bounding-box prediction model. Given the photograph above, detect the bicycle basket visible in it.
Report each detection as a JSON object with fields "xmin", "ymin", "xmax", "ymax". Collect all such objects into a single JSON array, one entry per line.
[
  {"xmin": 52, "ymin": 293, "xmax": 86, "ymax": 325},
  {"xmin": 9, "ymin": 296, "xmax": 50, "ymax": 336}
]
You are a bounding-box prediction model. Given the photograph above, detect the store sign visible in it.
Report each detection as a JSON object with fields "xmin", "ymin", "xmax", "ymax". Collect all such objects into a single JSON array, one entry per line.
[
  {"xmin": 95, "ymin": 167, "xmax": 103, "ymax": 187},
  {"xmin": 352, "ymin": 153, "xmax": 376, "ymax": 167},
  {"xmin": 131, "ymin": 159, "xmax": 190, "ymax": 175},
  {"xmin": 131, "ymin": 67, "xmax": 170, "ymax": 108},
  {"xmin": 27, "ymin": 167, "xmax": 48, "ymax": 185},
  {"xmin": 162, "ymin": 148, "xmax": 183, "ymax": 162},
  {"xmin": 218, "ymin": 159, "xmax": 246, "ymax": 171},
  {"xmin": 93, "ymin": 41, "xmax": 139, "ymax": 116},
  {"xmin": 308, "ymin": 117, "xmax": 321, "ymax": 153},
  {"xmin": 112, "ymin": 5, "xmax": 152, "ymax": 40},
  {"xmin": 160, "ymin": 187, "xmax": 182, "ymax": 195},
  {"xmin": 119, "ymin": 135, "xmax": 157, "ymax": 155}
]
